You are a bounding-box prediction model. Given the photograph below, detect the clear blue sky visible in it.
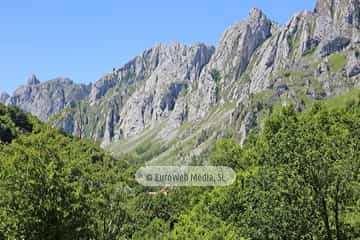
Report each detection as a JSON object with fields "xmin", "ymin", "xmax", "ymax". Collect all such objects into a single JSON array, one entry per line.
[{"xmin": 0, "ymin": 0, "xmax": 316, "ymax": 94}]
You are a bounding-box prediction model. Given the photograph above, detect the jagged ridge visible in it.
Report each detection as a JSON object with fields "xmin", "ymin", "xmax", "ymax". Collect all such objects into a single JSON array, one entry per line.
[{"xmin": 3, "ymin": 0, "xmax": 359, "ymax": 162}]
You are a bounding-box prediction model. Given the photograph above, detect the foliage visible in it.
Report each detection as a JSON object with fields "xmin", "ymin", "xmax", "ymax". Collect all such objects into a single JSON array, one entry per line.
[
  {"xmin": 0, "ymin": 105, "xmax": 130, "ymax": 239},
  {"xmin": 0, "ymin": 94, "xmax": 359, "ymax": 239},
  {"xmin": 328, "ymin": 53, "xmax": 347, "ymax": 72},
  {"xmin": 176, "ymin": 99, "xmax": 360, "ymax": 239},
  {"xmin": 0, "ymin": 104, "xmax": 39, "ymax": 143}
]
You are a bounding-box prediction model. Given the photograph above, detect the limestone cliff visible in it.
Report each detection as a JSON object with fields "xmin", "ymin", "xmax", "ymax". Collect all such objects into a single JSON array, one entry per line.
[{"xmin": 4, "ymin": 0, "xmax": 359, "ymax": 162}]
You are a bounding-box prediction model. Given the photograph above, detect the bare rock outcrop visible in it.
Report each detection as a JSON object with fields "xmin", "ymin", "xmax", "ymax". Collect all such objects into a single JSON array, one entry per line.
[{"xmin": 8, "ymin": 76, "xmax": 91, "ymax": 121}]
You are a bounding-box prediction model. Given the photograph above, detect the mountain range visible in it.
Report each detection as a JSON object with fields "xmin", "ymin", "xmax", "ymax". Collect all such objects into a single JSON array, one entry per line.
[{"xmin": 1, "ymin": 0, "xmax": 359, "ymax": 164}]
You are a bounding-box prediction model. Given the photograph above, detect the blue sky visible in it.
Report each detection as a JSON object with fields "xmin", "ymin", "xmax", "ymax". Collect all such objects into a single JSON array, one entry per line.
[{"xmin": 0, "ymin": 0, "xmax": 316, "ymax": 94}]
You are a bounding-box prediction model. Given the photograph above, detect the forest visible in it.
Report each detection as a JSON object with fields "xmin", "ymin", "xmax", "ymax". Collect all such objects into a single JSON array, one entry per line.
[{"xmin": 0, "ymin": 94, "xmax": 359, "ymax": 239}]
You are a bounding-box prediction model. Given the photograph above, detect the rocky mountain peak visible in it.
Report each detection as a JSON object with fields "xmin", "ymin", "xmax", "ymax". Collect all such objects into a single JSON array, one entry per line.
[
  {"xmin": 199, "ymin": 7, "xmax": 272, "ymax": 86},
  {"xmin": 88, "ymin": 42, "xmax": 214, "ymax": 106},
  {"xmin": 7, "ymin": 76, "xmax": 91, "ymax": 122},
  {"xmin": 27, "ymin": 74, "xmax": 40, "ymax": 85},
  {"xmin": 249, "ymin": 8, "xmax": 265, "ymax": 21},
  {"xmin": 245, "ymin": 8, "xmax": 272, "ymax": 30}
]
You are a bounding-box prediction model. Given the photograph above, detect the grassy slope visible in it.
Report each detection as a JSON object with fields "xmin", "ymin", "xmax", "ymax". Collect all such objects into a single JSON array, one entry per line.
[{"xmin": 107, "ymin": 101, "xmax": 237, "ymax": 165}]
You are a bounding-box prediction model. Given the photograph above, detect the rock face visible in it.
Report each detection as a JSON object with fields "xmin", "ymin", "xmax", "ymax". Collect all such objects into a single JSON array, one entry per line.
[
  {"xmin": 205, "ymin": 8, "xmax": 272, "ymax": 84},
  {"xmin": 8, "ymin": 76, "xmax": 91, "ymax": 121},
  {"xmin": 4, "ymin": 0, "xmax": 360, "ymax": 151},
  {"xmin": 89, "ymin": 77, "xmax": 118, "ymax": 106},
  {"xmin": 314, "ymin": 0, "xmax": 360, "ymax": 29},
  {"xmin": 347, "ymin": 50, "xmax": 360, "ymax": 77},
  {"xmin": 117, "ymin": 43, "xmax": 214, "ymax": 139},
  {"xmin": 54, "ymin": 43, "xmax": 215, "ymax": 145},
  {"xmin": 185, "ymin": 8, "xmax": 273, "ymax": 122},
  {"xmin": 27, "ymin": 74, "xmax": 40, "ymax": 85},
  {"xmin": 0, "ymin": 92, "xmax": 10, "ymax": 105}
]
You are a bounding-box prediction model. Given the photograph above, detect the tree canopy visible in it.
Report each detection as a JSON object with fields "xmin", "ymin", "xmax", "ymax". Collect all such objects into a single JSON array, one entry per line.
[{"xmin": 0, "ymin": 95, "xmax": 359, "ymax": 239}]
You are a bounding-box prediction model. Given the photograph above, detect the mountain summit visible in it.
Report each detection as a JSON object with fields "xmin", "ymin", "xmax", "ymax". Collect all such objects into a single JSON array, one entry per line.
[
  {"xmin": 27, "ymin": 74, "xmax": 40, "ymax": 85},
  {"xmin": 4, "ymin": 0, "xmax": 359, "ymax": 162}
]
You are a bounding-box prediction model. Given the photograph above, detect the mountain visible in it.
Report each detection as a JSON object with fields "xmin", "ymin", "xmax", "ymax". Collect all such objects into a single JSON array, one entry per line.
[
  {"xmin": 3, "ymin": 0, "xmax": 359, "ymax": 162},
  {"xmin": 0, "ymin": 92, "xmax": 10, "ymax": 105},
  {"xmin": 3, "ymin": 75, "xmax": 91, "ymax": 122}
]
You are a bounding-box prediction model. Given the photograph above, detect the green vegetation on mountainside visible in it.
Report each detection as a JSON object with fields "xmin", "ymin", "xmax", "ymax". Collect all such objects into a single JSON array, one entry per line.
[{"xmin": 0, "ymin": 90, "xmax": 359, "ymax": 239}]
